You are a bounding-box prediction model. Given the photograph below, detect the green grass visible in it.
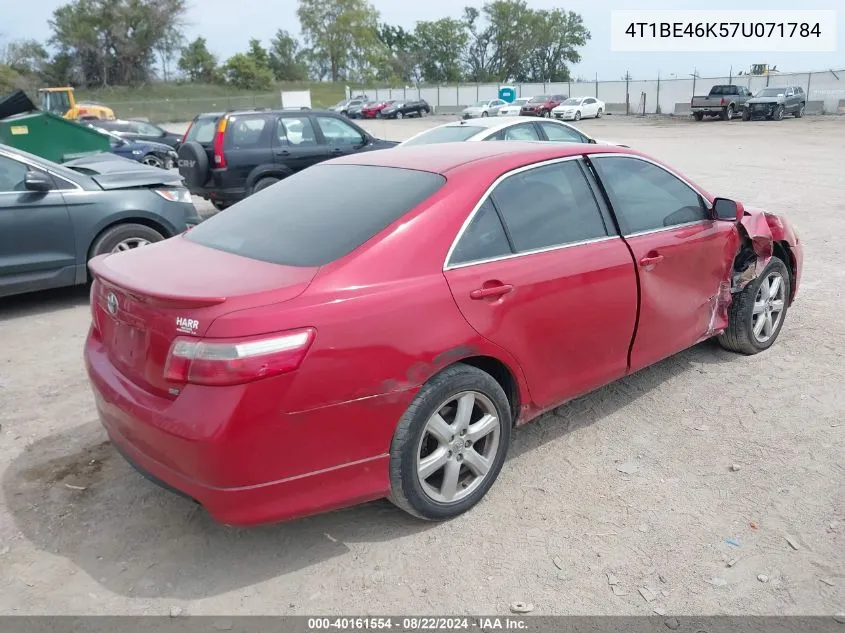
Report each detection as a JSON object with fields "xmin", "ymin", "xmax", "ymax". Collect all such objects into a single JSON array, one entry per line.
[{"xmin": 74, "ymin": 82, "xmax": 347, "ymax": 123}]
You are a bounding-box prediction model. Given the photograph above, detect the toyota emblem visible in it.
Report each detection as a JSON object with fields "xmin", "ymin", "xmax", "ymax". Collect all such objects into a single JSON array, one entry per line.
[{"xmin": 106, "ymin": 292, "xmax": 119, "ymax": 316}]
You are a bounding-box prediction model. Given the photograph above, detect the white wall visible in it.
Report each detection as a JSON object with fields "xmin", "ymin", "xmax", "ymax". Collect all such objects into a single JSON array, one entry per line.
[{"xmin": 351, "ymin": 69, "xmax": 845, "ymax": 114}]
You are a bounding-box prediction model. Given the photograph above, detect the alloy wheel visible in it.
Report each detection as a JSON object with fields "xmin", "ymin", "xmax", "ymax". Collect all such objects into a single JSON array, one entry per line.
[
  {"xmin": 416, "ymin": 391, "xmax": 501, "ymax": 503},
  {"xmin": 752, "ymin": 272, "xmax": 786, "ymax": 343},
  {"xmin": 111, "ymin": 237, "xmax": 151, "ymax": 253}
]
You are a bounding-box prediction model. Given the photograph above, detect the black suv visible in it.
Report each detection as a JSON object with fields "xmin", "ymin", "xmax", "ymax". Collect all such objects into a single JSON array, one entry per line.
[{"xmin": 177, "ymin": 109, "xmax": 397, "ymax": 209}]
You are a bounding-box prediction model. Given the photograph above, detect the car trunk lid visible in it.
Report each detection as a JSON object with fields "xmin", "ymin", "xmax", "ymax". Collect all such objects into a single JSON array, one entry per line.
[{"xmin": 88, "ymin": 236, "xmax": 318, "ymax": 397}]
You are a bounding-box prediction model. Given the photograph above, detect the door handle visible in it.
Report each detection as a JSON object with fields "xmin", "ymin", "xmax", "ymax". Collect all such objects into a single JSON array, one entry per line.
[
  {"xmin": 330, "ymin": 148, "xmax": 344, "ymax": 154},
  {"xmin": 639, "ymin": 254, "xmax": 664, "ymax": 267},
  {"xmin": 275, "ymin": 150, "xmax": 290, "ymax": 156},
  {"xmin": 470, "ymin": 284, "xmax": 514, "ymax": 300}
]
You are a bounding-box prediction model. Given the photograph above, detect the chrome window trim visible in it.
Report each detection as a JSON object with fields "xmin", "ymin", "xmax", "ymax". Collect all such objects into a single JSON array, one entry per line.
[
  {"xmin": 444, "ymin": 154, "xmax": 606, "ymax": 271},
  {"xmin": 443, "ymin": 151, "xmax": 716, "ymax": 271},
  {"xmin": 0, "ymin": 149, "xmax": 84, "ymax": 193}
]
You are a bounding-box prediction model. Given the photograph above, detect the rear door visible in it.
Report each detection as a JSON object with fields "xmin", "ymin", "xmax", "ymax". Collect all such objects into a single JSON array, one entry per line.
[
  {"xmin": 444, "ymin": 158, "xmax": 638, "ymax": 409},
  {"xmin": 274, "ymin": 114, "xmax": 329, "ymax": 172},
  {"xmin": 0, "ymin": 153, "xmax": 76, "ymax": 297},
  {"xmin": 589, "ymin": 154, "xmax": 736, "ymax": 372},
  {"xmin": 487, "ymin": 122, "xmax": 541, "ymax": 142},
  {"xmin": 537, "ymin": 121, "xmax": 591, "ymax": 144},
  {"xmin": 313, "ymin": 114, "xmax": 368, "ymax": 160}
]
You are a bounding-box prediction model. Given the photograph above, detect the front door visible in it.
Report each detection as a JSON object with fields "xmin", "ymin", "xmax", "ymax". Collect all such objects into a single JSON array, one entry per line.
[
  {"xmin": 0, "ymin": 154, "xmax": 75, "ymax": 297},
  {"xmin": 444, "ymin": 158, "xmax": 638, "ymax": 409},
  {"xmin": 273, "ymin": 114, "xmax": 329, "ymax": 173},
  {"xmin": 589, "ymin": 155, "xmax": 737, "ymax": 372},
  {"xmin": 313, "ymin": 115, "xmax": 368, "ymax": 159}
]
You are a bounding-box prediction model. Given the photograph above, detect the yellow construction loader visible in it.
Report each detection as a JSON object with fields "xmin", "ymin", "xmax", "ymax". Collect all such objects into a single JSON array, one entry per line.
[{"xmin": 37, "ymin": 87, "xmax": 116, "ymax": 121}]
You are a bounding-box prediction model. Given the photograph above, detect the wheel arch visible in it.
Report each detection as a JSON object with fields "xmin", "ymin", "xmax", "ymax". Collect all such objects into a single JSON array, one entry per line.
[
  {"xmin": 445, "ymin": 355, "xmax": 522, "ymax": 426},
  {"xmin": 246, "ymin": 165, "xmax": 292, "ymax": 193},
  {"xmin": 773, "ymin": 240, "xmax": 797, "ymax": 304}
]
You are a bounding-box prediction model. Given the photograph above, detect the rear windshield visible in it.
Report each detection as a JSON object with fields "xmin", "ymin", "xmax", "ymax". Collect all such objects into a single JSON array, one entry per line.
[
  {"xmin": 709, "ymin": 85, "xmax": 737, "ymax": 95},
  {"xmin": 186, "ymin": 116, "xmax": 220, "ymax": 144},
  {"xmin": 402, "ymin": 125, "xmax": 484, "ymax": 146},
  {"xmin": 186, "ymin": 165, "xmax": 446, "ymax": 267}
]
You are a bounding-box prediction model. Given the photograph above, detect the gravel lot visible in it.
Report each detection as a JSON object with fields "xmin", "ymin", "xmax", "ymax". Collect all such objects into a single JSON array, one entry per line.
[{"xmin": 1, "ymin": 114, "xmax": 843, "ymax": 616}]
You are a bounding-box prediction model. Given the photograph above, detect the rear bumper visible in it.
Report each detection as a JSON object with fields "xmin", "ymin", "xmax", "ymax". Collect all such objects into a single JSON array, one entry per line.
[
  {"xmin": 84, "ymin": 330, "xmax": 407, "ymax": 526},
  {"xmin": 186, "ymin": 184, "xmax": 246, "ymax": 203}
]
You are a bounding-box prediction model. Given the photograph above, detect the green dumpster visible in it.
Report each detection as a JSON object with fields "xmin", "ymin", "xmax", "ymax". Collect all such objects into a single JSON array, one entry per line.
[{"xmin": 0, "ymin": 110, "xmax": 110, "ymax": 163}]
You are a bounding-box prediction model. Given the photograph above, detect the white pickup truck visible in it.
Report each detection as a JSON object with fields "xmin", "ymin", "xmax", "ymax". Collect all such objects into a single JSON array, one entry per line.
[{"xmin": 690, "ymin": 85, "xmax": 752, "ymax": 121}]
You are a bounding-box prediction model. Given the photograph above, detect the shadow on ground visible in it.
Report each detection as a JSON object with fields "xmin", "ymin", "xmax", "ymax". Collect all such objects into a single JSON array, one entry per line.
[
  {"xmin": 2, "ymin": 338, "xmax": 735, "ymax": 600},
  {"xmin": 0, "ymin": 285, "xmax": 90, "ymax": 320}
]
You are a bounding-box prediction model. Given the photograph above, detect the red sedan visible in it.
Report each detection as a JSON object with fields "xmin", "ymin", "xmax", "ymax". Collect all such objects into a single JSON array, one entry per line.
[
  {"xmin": 85, "ymin": 142, "xmax": 803, "ymax": 526},
  {"xmin": 360, "ymin": 100, "xmax": 396, "ymax": 118}
]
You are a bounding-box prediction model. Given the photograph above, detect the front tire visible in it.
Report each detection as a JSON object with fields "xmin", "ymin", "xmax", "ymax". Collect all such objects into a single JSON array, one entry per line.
[
  {"xmin": 388, "ymin": 364, "xmax": 512, "ymax": 520},
  {"xmin": 574, "ymin": 111, "xmax": 581, "ymax": 121},
  {"xmin": 397, "ymin": 111, "xmax": 404, "ymax": 119},
  {"xmin": 141, "ymin": 154, "xmax": 164, "ymax": 168},
  {"xmin": 90, "ymin": 223, "xmax": 165, "ymax": 257},
  {"xmin": 596, "ymin": 108, "xmax": 603, "ymax": 118},
  {"xmin": 718, "ymin": 257, "xmax": 791, "ymax": 355},
  {"xmin": 774, "ymin": 105, "xmax": 785, "ymax": 121}
]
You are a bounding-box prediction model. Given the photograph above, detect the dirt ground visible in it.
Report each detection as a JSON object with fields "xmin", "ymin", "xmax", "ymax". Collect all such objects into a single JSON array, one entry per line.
[{"xmin": 0, "ymin": 114, "xmax": 843, "ymax": 616}]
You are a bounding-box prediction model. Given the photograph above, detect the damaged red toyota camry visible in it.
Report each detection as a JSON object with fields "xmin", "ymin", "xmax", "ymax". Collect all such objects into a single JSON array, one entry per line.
[{"xmin": 84, "ymin": 141, "xmax": 802, "ymax": 526}]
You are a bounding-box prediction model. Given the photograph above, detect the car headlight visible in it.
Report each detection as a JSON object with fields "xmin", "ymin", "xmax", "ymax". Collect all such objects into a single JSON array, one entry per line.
[
  {"xmin": 154, "ymin": 187, "xmax": 192, "ymax": 203},
  {"xmin": 132, "ymin": 150, "xmax": 143, "ymax": 155}
]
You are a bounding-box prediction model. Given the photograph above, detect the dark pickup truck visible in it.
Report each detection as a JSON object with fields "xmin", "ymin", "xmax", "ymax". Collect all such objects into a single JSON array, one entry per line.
[{"xmin": 690, "ymin": 85, "xmax": 752, "ymax": 121}]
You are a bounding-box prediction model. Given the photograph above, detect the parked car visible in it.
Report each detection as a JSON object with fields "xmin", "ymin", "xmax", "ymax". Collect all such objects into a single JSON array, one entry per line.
[
  {"xmin": 400, "ymin": 116, "xmax": 626, "ymax": 147},
  {"xmin": 742, "ymin": 86, "xmax": 806, "ymax": 120},
  {"xmin": 380, "ymin": 99, "xmax": 431, "ymax": 119},
  {"xmin": 89, "ymin": 125, "xmax": 178, "ymax": 169},
  {"xmin": 461, "ymin": 99, "xmax": 506, "ymax": 119},
  {"xmin": 176, "ymin": 109, "xmax": 397, "ymax": 210},
  {"xmin": 94, "ymin": 119, "xmax": 183, "ymax": 148},
  {"xmin": 520, "ymin": 94, "xmax": 567, "ymax": 117},
  {"xmin": 346, "ymin": 101, "xmax": 373, "ymax": 119},
  {"xmin": 83, "ymin": 140, "xmax": 801, "ymax": 526},
  {"xmin": 552, "ymin": 97, "xmax": 605, "ymax": 121},
  {"xmin": 359, "ymin": 100, "xmax": 396, "ymax": 119},
  {"xmin": 0, "ymin": 144, "xmax": 201, "ymax": 298},
  {"xmin": 690, "ymin": 85, "xmax": 753, "ymax": 121},
  {"xmin": 329, "ymin": 97, "xmax": 367, "ymax": 117},
  {"xmin": 497, "ymin": 97, "xmax": 530, "ymax": 116}
]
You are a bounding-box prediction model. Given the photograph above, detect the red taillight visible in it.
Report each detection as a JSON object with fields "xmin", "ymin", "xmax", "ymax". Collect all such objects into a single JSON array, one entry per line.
[
  {"xmin": 720, "ymin": 97, "xmax": 726, "ymax": 106},
  {"xmin": 164, "ymin": 328, "xmax": 315, "ymax": 387},
  {"xmin": 212, "ymin": 117, "xmax": 228, "ymax": 169}
]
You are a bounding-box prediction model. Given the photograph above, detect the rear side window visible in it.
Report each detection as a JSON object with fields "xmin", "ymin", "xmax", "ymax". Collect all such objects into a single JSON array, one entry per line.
[
  {"xmin": 186, "ymin": 165, "xmax": 446, "ymax": 267},
  {"xmin": 224, "ymin": 115, "xmax": 272, "ymax": 149},
  {"xmin": 450, "ymin": 199, "xmax": 512, "ymax": 266},
  {"xmin": 186, "ymin": 116, "xmax": 220, "ymax": 144},
  {"xmin": 491, "ymin": 161, "xmax": 609, "ymax": 252}
]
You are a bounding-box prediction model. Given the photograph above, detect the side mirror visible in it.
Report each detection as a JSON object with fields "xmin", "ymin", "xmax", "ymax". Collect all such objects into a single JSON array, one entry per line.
[
  {"xmin": 25, "ymin": 171, "xmax": 53, "ymax": 192},
  {"xmin": 588, "ymin": 137, "xmax": 597, "ymax": 144},
  {"xmin": 713, "ymin": 197, "xmax": 744, "ymax": 222}
]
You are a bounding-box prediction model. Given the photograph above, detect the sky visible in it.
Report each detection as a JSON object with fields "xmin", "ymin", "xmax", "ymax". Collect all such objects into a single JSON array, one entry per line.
[{"xmin": 3, "ymin": 0, "xmax": 843, "ymax": 80}]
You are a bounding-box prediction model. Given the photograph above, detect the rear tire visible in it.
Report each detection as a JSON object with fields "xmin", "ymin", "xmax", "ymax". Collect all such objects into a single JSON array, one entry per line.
[
  {"xmin": 388, "ymin": 364, "xmax": 512, "ymax": 521},
  {"xmin": 718, "ymin": 257, "xmax": 791, "ymax": 355},
  {"xmin": 89, "ymin": 223, "xmax": 165, "ymax": 258},
  {"xmin": 251, "ymin": 177, "xmax": 279, "ymax": 194},
  {"xmin": 722, "ymin": 105, "xmax": 734, "ymax": 121},
  {"xmin": 794, "ymin": 103, "xmax": 805, "ymax": 118},
  {"xmin": 141, "ymin": 154, "xmax": 164, "ymax": 168},
  {"xmin": 694, "ymin": 112, "xmax": 704, "ymax": 121}
]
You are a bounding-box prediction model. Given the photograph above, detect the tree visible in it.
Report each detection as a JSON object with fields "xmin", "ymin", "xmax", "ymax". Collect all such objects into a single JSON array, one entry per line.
[
  {"xmin": 49, "ymin": 0, "xmax": 188, "ymax": 86},
  {"xmin": 224, "ymin": 53, "xmax": 273, "ymax": 90},
  {"xmin": 2, "ymin": 39, "xmax": 50, "ymax": 76},
  {"xmin": 178, "ymin": 37, "xmax": 218, "ymax": 83},
  {"xmin": 297, "ymin": 0, "xmax": 381, "ymax": 81},
  {"xmin": 268, "ymin": 30, "xmax": 309, "ymax": 81},
  {"xmin": 413, "ymin": 18, "xmax": 468, "ymax": 83},
  {"xmin": 462, "ymin": 8, "xmax": 494, "ymax": 82},
  {"xmin": 521, "ymin": 9, "xmax": 589, "ymax": 82},
  {"xmin": 156, "ymin": 26, "xmax": 185, "ymax": 82},
  {"xmin": 246, "ymin": 38, "xmax": 270, "ymax": 70},
  {"xmin": 374, "ymin": 24, "xmax": 418, "ymax": 83}
]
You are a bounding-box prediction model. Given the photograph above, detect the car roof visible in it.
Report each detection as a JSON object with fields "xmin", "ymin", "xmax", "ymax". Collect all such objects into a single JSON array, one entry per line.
[
  {"xmin": 439, "ymin": 116, "xmax": 526, "ymax": 130},
  {"xmin": 331, "ymin": 140, "xmax": 635, "ymax": 174}
]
